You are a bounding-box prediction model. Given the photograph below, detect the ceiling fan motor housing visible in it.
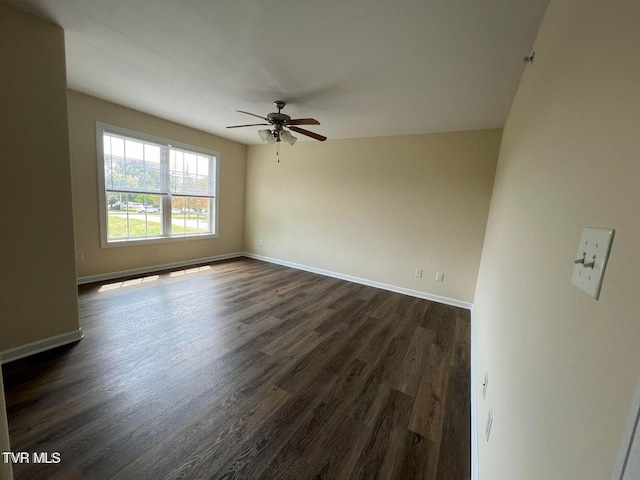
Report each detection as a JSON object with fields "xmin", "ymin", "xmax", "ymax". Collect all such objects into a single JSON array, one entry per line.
[{"xmin": 267, "ymin": 112, "xmax": 291, "ymax": 127}]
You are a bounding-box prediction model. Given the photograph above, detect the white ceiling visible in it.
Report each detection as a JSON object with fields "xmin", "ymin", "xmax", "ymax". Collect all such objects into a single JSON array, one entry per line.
[{"xmin": 9, "ymin": 0, "xmax": 549, "ymax": 145}]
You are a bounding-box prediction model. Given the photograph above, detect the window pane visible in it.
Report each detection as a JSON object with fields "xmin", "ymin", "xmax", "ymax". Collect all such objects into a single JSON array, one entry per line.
[
  {"xmin": 197, "ymin": 156, "xmax": 209, "ymax": 175},
  {"xmin": 170, "ymin": 197, "xmax": 212, "ymax": 235},
  {"xmin": 107, "ymin": 193, "xmax": 163, "ymax": 239},
  {"xmin": 104, "ymin": 133, "xmax": 165, "ymax": 193},
  {"xmin": 125, "ymin": 139, "xmax": 144, "ymax": 160},
  {"xmin": 170, "ymin": 149, "xmax": 214, "ymax": 197}
]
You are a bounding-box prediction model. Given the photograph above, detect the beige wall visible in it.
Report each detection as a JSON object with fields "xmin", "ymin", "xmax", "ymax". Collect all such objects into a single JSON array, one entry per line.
[
  {"xmin": 473, "ymin": 1, "xmax": 640, "ymax": 478},
  {"xmin": 0, "ymin": 369, "xmax": 12, "ymax": 480},
  {"xmin": 67, "ymin": 91, "xmax": 246, "ymax": 278},
  {"xmin": 245, "ymin": 130, "xmax": 501, "ymax": 304},
  {"xmin": 0, "ymin": 2, "xmax": 80, "ymax": 351}
]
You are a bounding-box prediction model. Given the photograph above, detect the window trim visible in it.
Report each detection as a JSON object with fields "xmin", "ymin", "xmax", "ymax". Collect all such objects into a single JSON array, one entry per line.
[{"xmin": 96, "ymin": 122, "xmax": 220, "ymax": 248}]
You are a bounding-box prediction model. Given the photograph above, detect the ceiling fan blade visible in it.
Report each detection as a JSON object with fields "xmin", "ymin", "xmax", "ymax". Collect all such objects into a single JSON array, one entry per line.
[
  {"xmin": 288, "ymin": 126, "xmax": 327, "ymax": 142},
  {"xmin": 287, "ymin": 118, "xmax": 320, "ymax": 126},
  {"xmin": 236, "ymin": 110, "xmax": 269, "ymax": 121},
  {"xmin": 226, "ymin": 123, "xmax": 269, "ymax": 128}
]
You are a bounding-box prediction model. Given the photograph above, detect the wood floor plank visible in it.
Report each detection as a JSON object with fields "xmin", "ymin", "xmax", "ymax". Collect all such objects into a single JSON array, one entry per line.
[
  {"xmin": 349, "ymin": 334, "xmax": 413, "ymax": 427},
  {"xmin": 128, "ymin": 383, "xmax": 291, "ymax": 480},
  {"xmin": 323, "ymin": 317, "xmax": 383, "ymax": 375},
  {"xmin": 260, "ymin": 327, "xmax": 323, "ymax": 361},
  {"xmin": 420, "ymin": 300, "xmax": 449, "ymax": 330},
  {"xmin": 348, "ymin": 388, "xmax": 414, "ymax": 480},
  {"xmin": 76, "ymin": 354, "xmax": 280, "ymax": 480},
  {"xmin": 2, "ymin": 258, "xmax": 471, "ymax": 480},
  {"xmin": 436, "ymin": 363, "xmax": 471, "ymax": 480},
  {"xmin": 393, "ymin": 326, "xmax": 436, "ymax": 397},
  {"xmin": 395, "ymin": 431, "xmax": 441, "ymax": 480},
  {"xmin": 451, "ymin": 314, "xmax": 471, "ymax": 367},
  {"xmin": 436, "ymin": 316, "xmax": 472, "ymax": 480},
  {"xmin": 209, "ymin": 370, "xmax": 337, "ymax": 480},
  {"xmin": 314, "ymin": 298, "xmax": 367, "ymax": 335},
  {"xmin": 257, "ymin": 358, "xmax": 369, "ymax": 480},
  {"xmin": 301, "ymin": 415, "xmax": 373, "ymax": 480},
  {"xmin": 408, "ymin": 344, "xmax": 450, "ymax": 442},
  {"xmin": 356, "ymin": 323, "xmax": 395, "ymax": 366}
]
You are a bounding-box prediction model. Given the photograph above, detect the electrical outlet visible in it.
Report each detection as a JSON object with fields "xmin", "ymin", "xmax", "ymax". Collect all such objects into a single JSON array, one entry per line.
[
  {"xmin": 435, "ymin": 272, "xmax": 444, "ymax": 282},
  {"xmin": 75, "ymin": 252, "xmax": 84, "ymax": 262},
  {"xmin": 270, "ymin": 241, "xmax": 275, "ymax": 248},
  {"xmin": 415, "ymin": 268, "xmax": 423, "ymax": 278},
  {"xmin": 482, "ymin": 373, "xmax": 489, "ymax": 399},
  {"xmin": 486, "ymin": 408, "xmax": 493, "ymax": 441},
  {"xmin": 259, "ymin": 239, "xmax": 264, "ymax": 246}
]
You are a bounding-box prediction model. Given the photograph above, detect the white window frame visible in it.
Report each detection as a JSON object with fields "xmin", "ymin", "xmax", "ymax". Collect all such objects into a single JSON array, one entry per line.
[{"xmin": 96, "ymin": 122, "xmax": 220, "ymax": 248}]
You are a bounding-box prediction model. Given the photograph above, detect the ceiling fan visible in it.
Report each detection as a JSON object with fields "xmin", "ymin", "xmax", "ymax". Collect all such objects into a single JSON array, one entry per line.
[{"xmin": 227, "ymin": 101, "xmax": 327, "ymax": 145}]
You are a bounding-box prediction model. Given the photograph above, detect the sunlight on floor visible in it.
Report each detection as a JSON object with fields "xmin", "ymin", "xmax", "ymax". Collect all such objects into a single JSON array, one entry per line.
[
  {"xmin": 98, "ymin": 265, "xmax": 211, "ymax": 292},
  {"xmin": 98, "ymin": 275, "xmax": 159, "ymax": 292},
  {"xmin": 169, "ymin": 265, "xmax": 211, "ymax": 277}
]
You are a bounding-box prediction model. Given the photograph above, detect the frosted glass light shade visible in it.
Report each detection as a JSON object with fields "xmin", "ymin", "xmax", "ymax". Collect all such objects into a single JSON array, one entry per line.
[
  {"xmin": 258, "ymin": 129, "xmax": 271, "ymax": 141},
  {"xmin": 280, "ymin": 130, "xmax": 297, "ymax": 145}
]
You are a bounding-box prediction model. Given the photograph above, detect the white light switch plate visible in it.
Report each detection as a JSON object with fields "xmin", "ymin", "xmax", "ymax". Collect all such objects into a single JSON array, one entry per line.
[{"xmin": 571, "ymin": 227, "xmax": 614, "ymax": 300}]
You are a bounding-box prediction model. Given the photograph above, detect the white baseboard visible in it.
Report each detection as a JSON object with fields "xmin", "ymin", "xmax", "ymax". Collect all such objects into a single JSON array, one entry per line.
[
  {"xmin": 243, "ymin": 252, "xmax": 473, "ymax": 310},
  {"xmin": 77, "ymin": 252, "xmax": 244, "ymax": 285},
  {"xmin": 1, "ymin": 329, "xmax": 84, "ymax": 364},
  {"xmin": 77, "ymin": 251, "xmax": 472, "ymax": 310},
  {"xmin": 470, "ymin": 306, "xmax": 479, "ymax": 480}
]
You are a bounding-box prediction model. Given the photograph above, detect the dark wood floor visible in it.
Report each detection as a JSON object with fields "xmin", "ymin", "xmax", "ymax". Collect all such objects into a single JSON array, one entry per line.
[{"xmin": 2, "ymin": 258, "xmax": 471, "ymax": 480}]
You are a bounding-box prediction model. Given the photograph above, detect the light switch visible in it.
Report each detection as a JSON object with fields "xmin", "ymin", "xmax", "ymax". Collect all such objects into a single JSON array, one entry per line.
[{"xmin": 571, "ymin": 227, "xmax": 615, "ymax": 300}]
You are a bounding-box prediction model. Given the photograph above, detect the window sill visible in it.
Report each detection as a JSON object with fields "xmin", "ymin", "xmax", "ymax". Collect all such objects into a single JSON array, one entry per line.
[{"xmin": 101, "ymin": 232, "xmax": 218, "ymax": 248}]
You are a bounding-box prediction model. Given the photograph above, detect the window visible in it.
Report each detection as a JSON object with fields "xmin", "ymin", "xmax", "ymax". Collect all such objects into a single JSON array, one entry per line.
[{"xmin": 96, "ymin": 123, "xmax": 219, "ymax": 246}]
